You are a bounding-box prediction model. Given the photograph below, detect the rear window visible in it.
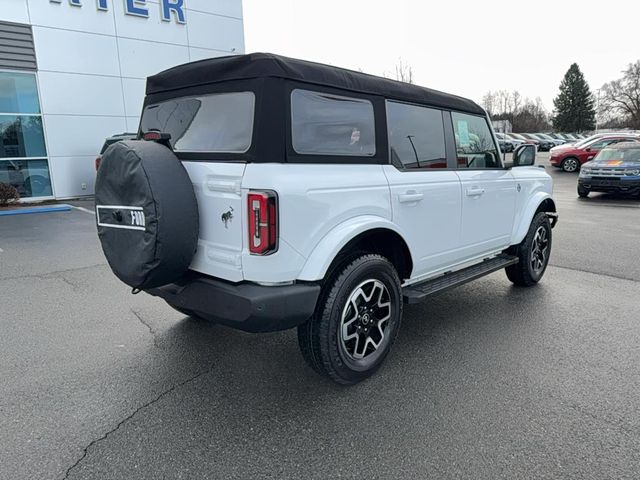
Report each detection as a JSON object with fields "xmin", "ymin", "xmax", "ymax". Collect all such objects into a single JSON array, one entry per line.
[
  {"xmin": 291, "ymin": 89, "xmax": 375, "ymax": 156},
  {"xmin": 140, "ymin": 92, "xmax": 255, "ymax": 153}
]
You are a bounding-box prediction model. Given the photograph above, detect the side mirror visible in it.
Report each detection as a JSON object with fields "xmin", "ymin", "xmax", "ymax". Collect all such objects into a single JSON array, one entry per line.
[
  {"xmin": 585, "ymin": 147, "xmax": 592, "ymax": 152},
  {"xmin": 510, "ymin": 144, "xmax": 536, "ymax": 167}
]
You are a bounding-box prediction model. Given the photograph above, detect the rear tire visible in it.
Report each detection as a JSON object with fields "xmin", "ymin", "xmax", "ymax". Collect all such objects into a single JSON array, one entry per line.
[
  {"xmin": 506, "ymin": 212, "xmax": 552, "ymax": 287},
  {"xmin": 577, "ymin": 185, "xmax": 590, "ymax": 198},
  {"xmin": 297, "ymin": 254, "xmax": 402, "ymax": 385}
]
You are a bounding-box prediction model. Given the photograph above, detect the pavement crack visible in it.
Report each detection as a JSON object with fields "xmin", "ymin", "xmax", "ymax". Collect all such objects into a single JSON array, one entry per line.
[
  {"xmin": 61, "ymin": 368, "xmax": 214, "ymax": 480},
  {"xmin": 131, "ymin": 309, "xmax": 161, "ymax": 348},
  {"xmin": 0, "ymin": 263, "xmax": 107, "ymax": 283},
  {"xmin": 549, "ymin": 263, "xmax": 639, "ymax": 283}
]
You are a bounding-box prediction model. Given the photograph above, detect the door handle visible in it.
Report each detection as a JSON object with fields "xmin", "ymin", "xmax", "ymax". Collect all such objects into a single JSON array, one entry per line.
[
  {"xmin": 398, "ymin": 191, "xmax": 424, "ymax": 203},
  {"xmin": 465, "ymin": 187, "xmax": 485, "ymax": 197}
]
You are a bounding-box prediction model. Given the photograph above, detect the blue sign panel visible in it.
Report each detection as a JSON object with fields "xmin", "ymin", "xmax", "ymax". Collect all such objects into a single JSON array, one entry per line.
[{"xmin": 48, "ymin": 0, "xmax": 187, "ymax": 24}]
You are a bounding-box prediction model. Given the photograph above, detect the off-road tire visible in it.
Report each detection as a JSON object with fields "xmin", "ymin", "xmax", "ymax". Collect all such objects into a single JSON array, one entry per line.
[
  {"xmin": 577, "ymin": 185, "xmax": 590, "ymax": 198},
  {"xmin": 297, "ymin": 254, "xmax": 402, "ymax": 385},
  {"xmin": 506, "ymin": 212, "xmax": 552, "ymax": 287}
]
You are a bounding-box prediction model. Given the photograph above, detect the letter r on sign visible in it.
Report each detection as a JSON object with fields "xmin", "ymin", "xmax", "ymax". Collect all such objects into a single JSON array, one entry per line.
[{"xmin": 161, "ymin": 0, "xmax": 186, "ymax": 23}]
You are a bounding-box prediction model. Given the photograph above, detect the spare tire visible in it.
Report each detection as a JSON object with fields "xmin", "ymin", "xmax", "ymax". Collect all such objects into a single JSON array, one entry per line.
[{"xmin": 95, "ymin": 140, "xmax": 198, "ymax": 290}]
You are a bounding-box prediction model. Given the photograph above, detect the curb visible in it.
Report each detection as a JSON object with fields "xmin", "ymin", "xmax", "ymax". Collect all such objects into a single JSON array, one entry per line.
[{"xmin": 0, "ymin": 204, "xmax": 73, "ymax": 217}]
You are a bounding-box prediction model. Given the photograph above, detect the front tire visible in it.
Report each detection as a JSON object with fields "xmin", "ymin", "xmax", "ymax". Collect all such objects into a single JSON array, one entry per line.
[
  {"xmin": 297, "ymin": 254, "xmax": 402, "ymax": 385},
  {"xmin": 561, "ymin": 157, "xmax": 580, "ymax": 173},
  {"xmin": 577, "ymin": 185, "xmax": 590, "ymax": 198},
  {"xmin": 506, "ymin": 212, "xmax": 552, "ymax": 287}
]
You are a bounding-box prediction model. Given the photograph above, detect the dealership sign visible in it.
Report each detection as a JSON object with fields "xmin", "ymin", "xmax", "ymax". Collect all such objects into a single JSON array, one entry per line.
[{"xmin": 49, "ymin": 0, "xmax": 187, "ymax": 24}]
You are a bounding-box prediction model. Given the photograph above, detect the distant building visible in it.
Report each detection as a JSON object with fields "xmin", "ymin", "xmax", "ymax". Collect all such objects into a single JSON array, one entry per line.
[
  {"xmin": 491, "ymin": 120, "xmax": 512, "ymax": 133},
  {"xmin": 0, "ymin": 1, "xmax": 244, "ymax": 201}
]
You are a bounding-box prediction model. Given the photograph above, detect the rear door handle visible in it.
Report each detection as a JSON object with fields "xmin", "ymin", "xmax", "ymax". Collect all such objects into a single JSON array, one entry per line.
[
  {"xmin": 398, "ymin": 191, "xmax": 424, "ymax": 203},
  {"xmin": 466, "ymin": 187, "xmax": 485, "ymax": 197}
]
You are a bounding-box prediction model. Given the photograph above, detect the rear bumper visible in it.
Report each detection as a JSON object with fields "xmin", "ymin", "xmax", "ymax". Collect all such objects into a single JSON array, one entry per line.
[{"xmin": 147, "ymin": 273, "xmax": 321, "ymax": 333}]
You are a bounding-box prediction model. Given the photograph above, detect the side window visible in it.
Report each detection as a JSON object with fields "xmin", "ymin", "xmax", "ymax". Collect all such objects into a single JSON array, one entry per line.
[
  {"xmin": 451, "ymin": 112, "xmax": 500, "ymax": 169},
  {"xmin": 291, "ymin": 89, "xmax": 375, "ymax": 156},
  {"xmin": 386, "ymin": 101, "xmax": 446, "ymax": 169}
]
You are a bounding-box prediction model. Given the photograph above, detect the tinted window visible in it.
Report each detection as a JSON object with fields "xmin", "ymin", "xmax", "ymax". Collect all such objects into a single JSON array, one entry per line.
[
  {"xmin": 291, "ymin": 89, "xmax": 375, "ymax": 156},
  {"xmin": 140, "ymin": 92, "xmax": 255, "ymax": 153},
  {"xmin": 0, "ymin": 72, "xmax": 40, "ymax": 114},
  {"xmin": 386, "ymin": 101, "xmax": 446, "ymax": 169},
  {"xmin": 452, "ymin": 112, "xmax": 500, "ymax": 169},
  {"xmin": 0, "ymin": 115, "xmax": 46, "ymax": 158}
]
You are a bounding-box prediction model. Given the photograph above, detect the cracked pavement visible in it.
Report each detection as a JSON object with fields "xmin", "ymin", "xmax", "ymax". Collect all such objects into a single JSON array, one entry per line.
[{"xmin": 1, "ymin": 156, "xmax": 640, "ymax": 479}]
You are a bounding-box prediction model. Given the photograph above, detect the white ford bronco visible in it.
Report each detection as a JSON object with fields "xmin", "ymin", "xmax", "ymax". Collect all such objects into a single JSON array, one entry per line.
[{"xmin": 95, "ymin": 53, "xmax": 558, "ymax": 385}]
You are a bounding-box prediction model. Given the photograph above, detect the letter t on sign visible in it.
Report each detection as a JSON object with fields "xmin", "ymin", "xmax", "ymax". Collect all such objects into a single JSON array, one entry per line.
[{"xmin": 161, "ymin": 0, "xmax": 186, "ymax": 24}]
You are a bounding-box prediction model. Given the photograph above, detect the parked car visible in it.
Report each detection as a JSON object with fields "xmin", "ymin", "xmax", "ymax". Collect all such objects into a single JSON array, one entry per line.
[
  {"xmin": 535, "ymin": 133, "xmax": 565, "ymax": 147},
  {"xmin": 550, "ymin": 135, "xmax": 640, "ymax": 172},
  {"xmin": 507, "ymin": 132, "xmax": 539, "ymax": 148},
  {"xmin": 578, "ymin": 142, "xmax": 640, "ymax": 197},
  {"xmin": 498, "ymin": 139, "xmax": 514, "ymax": 152},
  {"xmin": 95, "ymin": 132, "xmax": 137, "ymax": 171},
  {"xmin": 520, "ymin": 133, "xmax": 554, "ymax": 151},
  {"xmin": 496, "ymin": 132, "xmax": 523, "ymax": 150},
  {"xmin": 94, "ymin": 53, "xmax": 558, "ymax": 385}
]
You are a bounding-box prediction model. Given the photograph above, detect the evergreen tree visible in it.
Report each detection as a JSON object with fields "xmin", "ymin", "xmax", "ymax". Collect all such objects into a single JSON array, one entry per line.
[{"xmin": 552, "ymin": 64, "xmax": 596, "ymax": 132}]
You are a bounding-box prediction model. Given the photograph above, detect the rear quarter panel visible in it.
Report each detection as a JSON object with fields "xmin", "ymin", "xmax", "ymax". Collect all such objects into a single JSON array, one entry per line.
[{"xmin": 241, "ymin": 164, "xmax": 392, "ymax": 283}]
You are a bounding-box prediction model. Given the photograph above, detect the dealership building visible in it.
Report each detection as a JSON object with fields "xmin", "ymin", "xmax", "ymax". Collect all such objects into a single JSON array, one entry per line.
[{"xmin": 0, "ymin": 0, "xmax": 244, "ymax": 200}]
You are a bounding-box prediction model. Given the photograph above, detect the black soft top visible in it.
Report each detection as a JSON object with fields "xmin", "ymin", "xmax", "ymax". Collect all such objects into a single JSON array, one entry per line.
[{"xmin": 147, "ymin": 52, "xmax": 485, "ymax": 115}]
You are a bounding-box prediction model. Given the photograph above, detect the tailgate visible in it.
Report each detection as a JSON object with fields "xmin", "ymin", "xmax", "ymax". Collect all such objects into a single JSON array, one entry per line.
[{"xmin": 182, "ymin": 161, "xmax": 246, "ymax": 282}]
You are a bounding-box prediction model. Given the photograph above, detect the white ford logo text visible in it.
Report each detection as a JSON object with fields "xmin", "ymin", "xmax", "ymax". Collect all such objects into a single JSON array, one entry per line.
[{"xmin": 131, "ymin": 211, "xmax": 146, "ymax": 227}]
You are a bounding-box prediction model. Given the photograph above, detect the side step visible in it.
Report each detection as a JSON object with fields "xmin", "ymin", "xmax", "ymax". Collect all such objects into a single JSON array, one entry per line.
[{"xmin": 402, "ymin": 253, "xmax": 518, "ymax": 304}]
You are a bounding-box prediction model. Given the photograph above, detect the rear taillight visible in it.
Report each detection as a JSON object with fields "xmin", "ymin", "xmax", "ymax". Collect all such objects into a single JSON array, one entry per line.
[
  {"xmin": 95, "ymin": 156, "xmax": 101, "ymax": 171},
  {"xmin": 248, "ymin": 191, "xmax": 278, "ymax": 255}
]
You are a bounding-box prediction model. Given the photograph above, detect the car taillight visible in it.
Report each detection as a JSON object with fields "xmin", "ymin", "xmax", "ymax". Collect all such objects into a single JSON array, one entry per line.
[
  {"xmin": 248, "ymin": 191, "xmax": 278, "ymax": 255},
  {"xmin": 95, "ymin": 156, "xmax": 101, "ymax": 171}
]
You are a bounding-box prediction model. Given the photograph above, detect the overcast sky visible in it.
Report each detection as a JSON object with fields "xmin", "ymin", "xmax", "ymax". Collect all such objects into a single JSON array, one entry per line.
[{"xmin": 243, "ymin": 0, "xmax": 639, "ymax": 112}]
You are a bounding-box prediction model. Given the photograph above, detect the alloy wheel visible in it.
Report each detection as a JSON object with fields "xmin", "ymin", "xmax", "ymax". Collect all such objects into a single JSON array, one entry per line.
[
  {"xmin": 339, "ymin": 279, "xmax": 391, "ymax": 361},
  {"xmin": 530, "ymin": 226, "xmax": 550, "ymax": 275},
  {"xmin": 563, "ymin": 158, "xmax": 579, "ymax": 172}
]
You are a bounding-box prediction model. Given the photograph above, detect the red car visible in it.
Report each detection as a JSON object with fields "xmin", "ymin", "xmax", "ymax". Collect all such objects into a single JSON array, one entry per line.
[{"xmin": 550, "ymin": 135, "xmax": 640, "ymax": 172}]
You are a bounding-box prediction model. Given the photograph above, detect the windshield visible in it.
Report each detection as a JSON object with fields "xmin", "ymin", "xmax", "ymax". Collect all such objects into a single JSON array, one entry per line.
[
  {"xmin": 139, "ymin": 92, "xmax": 255, "ymax": 153},
  {"xmin": 509, "ymin": 133, "xmax": 526, "ymax": 140},
  {"xmin": 594, "ymin": 146, "xmax": 640, "ymax": 163}
]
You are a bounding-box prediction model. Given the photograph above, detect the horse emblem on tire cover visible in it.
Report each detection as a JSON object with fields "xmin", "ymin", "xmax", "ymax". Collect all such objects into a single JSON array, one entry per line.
[{"xmin": 221, "ymin": 207, "xmax": 234, "ymax": 228}]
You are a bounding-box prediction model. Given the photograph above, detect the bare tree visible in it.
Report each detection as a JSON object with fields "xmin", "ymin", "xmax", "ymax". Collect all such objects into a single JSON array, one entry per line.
[
  {"xmin": 393, "ymin": 58, "xmax": 414, "ymax": 84},
  {"xmin": 481, "ymin": 89, "xmax": 550, "ymax": 131},
  {"xmin": 600, "ymin": 60, "xmax": 640, "ymax": 130}
]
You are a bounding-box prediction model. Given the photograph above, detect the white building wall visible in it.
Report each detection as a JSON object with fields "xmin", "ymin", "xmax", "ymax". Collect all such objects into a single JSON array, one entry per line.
[{"xmin": 10, "ymin": 0, "xmax": 244, "ymax": 199}]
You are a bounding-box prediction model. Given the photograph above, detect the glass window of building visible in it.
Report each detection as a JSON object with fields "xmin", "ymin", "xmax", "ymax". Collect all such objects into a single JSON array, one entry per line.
[{"xmin": 0, "ymin": 71, "xmax": 51, "ymax": 198}]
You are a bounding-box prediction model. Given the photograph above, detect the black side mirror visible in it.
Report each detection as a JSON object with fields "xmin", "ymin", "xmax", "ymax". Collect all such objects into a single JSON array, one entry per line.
[{"xmin": 510, "ymin": 144, "xmax": 536, "ymax": 168}]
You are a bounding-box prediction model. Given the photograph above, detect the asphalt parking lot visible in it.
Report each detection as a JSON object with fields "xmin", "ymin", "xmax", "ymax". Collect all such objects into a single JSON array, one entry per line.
[{"xmin": 2, "ymin": 153, "xmax": 639, "ymax": 480}]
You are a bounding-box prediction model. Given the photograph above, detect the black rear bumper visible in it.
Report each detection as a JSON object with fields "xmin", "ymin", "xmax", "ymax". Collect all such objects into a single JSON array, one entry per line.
[{"xmin": 147, "ymin": 273, "xmax": 321, "ymax": 333}]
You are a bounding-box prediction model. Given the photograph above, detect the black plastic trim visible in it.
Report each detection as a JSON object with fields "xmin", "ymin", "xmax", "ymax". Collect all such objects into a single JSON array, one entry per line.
[{"xmin": 147, "ymin": 273, "xmax": 321, "ymax": 333}]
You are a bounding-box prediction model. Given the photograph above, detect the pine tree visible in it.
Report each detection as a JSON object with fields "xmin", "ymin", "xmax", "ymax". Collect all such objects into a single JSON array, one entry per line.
[{"xmin": 552, "ymin": 64, "xmax": 596, "ymax": 132}]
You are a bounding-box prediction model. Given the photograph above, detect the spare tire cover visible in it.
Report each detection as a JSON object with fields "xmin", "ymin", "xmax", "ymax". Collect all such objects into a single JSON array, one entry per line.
[{"xmin": 95, "ymin": 140, "xmax": 198, "ymax": 289}]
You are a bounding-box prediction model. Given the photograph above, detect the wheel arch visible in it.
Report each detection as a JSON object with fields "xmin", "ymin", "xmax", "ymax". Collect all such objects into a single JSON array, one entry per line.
[
  {"xmin": 297, "ymin": 217, "xmax": 414, "ymax": 283},
  {"xmin": 511, "ymin": 194, "xmax": 556, "ymax": 245}
]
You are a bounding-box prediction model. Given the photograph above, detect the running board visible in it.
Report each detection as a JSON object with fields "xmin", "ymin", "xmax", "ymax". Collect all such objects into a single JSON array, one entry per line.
[{"xmin": 402, "ymin": 254, "xmax": 518, "ymax": 304}]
